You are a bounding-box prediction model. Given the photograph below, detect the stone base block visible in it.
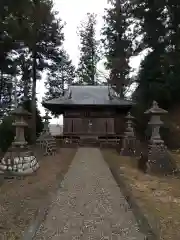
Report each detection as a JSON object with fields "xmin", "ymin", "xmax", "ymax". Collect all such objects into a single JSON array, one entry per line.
[
  {"xmin": 0, "ymin": 146, "xmax": 39, "ymax": 176},
  {"xmin": 37, "ymin": 133, "xmax": 57, "ymax": 156},
  {"xmin": 120, "ymin": 137, "xmax": 138, "ymax": 157},
  {"xmin": 147, "ymin": 143, "xmax": 177, "ymax": 175}
]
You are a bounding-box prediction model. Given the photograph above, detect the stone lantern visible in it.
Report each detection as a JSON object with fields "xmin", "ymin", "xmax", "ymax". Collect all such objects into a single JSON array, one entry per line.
[
  {"xmin": 37, "ymin": 111, "xmax": 56, "ymax": 156},
  {"xmin": 145, "ymin": 101, "xmax": 177, "ymax": 174},
  {"xmin": 120, "ymin": 112, "xmax": 137, "ymax": 156},
  {"xmin": 0, "ymin": 105, "xmax": 39, "ymax": 176},
  {"xmin": 42, "ymin": 111, "xmax": 51, "ymax": 134}
]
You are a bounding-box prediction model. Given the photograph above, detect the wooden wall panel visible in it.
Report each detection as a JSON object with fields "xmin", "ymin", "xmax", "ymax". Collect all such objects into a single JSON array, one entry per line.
[
  {"xmin": 106, "ymin": 118, "xmax": 114, "ymax": 134},
  {"xmin": 91, "ymin": 119, "xmax": 97, "ymax": 133},
  {"xmin": 114, "ymin": 113, "xmax": 126, "ymax": 135},
  {"xmin": 72, "ymin": 119, "xmax": 76, "ymax": 133},
  {"xmin": 63, "ymin": 110, "xmax": 127, "ymax": 136},
  {"xmin": 73, "ymin": 118, "xmax": 84, "ymax": 133},
  {"xmin": 101, "ymin": 118, "xmax": 107, "ymax": 134},
  {"xmin": 72, "ymin": 118, "xmax": 78, "ymax": 133},
  {"xmin": 64, "ymin": 117, "xmax": 73, "ymax": 134},
  {"xmin": 69, "ymin": 118, "xmax": 73, "ymax": 133},
  {"xmin": 83, "ymin": 119, "xmax": 89, "ymax": 133},
  {"xmin": 92, "ymin": 118, "xmax": 106, "ymax": 134},
  {"xmin": 63, "ymin": 117, "xmax": 67, "ymax": 134}
]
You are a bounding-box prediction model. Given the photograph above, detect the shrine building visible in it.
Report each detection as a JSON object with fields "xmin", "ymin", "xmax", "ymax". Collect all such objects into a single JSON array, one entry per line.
[{"xmin": 43, "ymin": 85, "xmax": 134, "ymax": 143}]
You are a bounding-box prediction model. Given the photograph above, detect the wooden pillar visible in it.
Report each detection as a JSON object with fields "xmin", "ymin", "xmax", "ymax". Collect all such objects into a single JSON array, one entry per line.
[{"xmin": 68, "ymin": 118, "xmax": 72, "ymax": 134}]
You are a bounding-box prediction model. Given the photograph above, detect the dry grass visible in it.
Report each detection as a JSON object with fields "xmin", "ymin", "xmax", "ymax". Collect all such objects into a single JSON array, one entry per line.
[
  {"xmin": 0, "ymin": 148, "xmax": 76, "ymax": 240},
  {"xmin": 102, "ymin": 149, "xmax": 180, "ymax": 240}
]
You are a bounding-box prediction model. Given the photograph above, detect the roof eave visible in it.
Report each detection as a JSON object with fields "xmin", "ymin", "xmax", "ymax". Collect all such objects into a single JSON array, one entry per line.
[{"xmin": 42, "ymin": 101, "xmax": 135, "ymax": 115}]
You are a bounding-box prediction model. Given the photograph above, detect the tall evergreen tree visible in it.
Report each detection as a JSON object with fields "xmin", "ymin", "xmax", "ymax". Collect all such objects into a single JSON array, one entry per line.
[
  {"xmin": 16, "ymin": 0, "xmax": 65, "ymax": 142},
  {"xmin": 132, "ymin": 0, "xmax": 168, "ymax": 108},
  {"xmin": 45, "ymin": 49, "xmax": 75, "ymax": 101},
  {"xmin": 0, "ymin": 0, "xmax": 23, "ymax": 116},
  {"xmin": 129, "ymin": 0, "xmax": 180, "ymax": 142},
  {"xmin": 132, "ymin": 0, "xmax": 180, "ymax": 109},
  {"xmin": 76, "ymin": 13, "xmax": 100, "ymax": 85},
  {"xmin": 0, "ymin": 0, "xmax": 65, "ymax": 143},
  {"xmin": 102, "ymin": 0, "xmax": 134, "ymax": 96}
]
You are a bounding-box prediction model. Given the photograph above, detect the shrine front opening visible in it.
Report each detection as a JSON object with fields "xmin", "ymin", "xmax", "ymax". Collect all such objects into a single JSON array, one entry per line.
[{"xmin": 63, "ymin": 109, "xmax": 115, "ymax": 137}]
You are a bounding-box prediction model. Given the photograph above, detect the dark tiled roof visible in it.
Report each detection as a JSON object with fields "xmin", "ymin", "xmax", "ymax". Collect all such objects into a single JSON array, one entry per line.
[{"xmin": 43, "ymin": 85, "xmax": 134, "ymax": 106}]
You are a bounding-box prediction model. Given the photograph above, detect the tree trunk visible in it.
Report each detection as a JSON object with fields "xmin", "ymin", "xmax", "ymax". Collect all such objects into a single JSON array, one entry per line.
[
  {"xmin": 62, "ymin": 67, "xmax": 65, "ymax": 96},
  {"xmin": 23, "ymin": 64, "xmax": 30, "ymax": 101},
  {"xmin": 31, "ymin": 49, "xmax": 37, "ymax": 144}
]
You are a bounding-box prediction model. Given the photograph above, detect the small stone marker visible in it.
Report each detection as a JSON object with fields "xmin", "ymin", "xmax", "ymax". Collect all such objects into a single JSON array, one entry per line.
[
  {"xmin": 145, "ymin": 101, "xmax": 177, "ymax": 175},
  {"xmin": 120, "ymin": 112, "xmax": 137, "ymax": 156},
  {"xmin": 0, "ymin": 105, "xmax": 39, "ymax": 176},
  {"xmin": 36, "ymin": 111, "xmax": 57, "ymax": 156},
  {"xmin": 138, "ymin": 150, "xmax": 148, "ymax": 173}
]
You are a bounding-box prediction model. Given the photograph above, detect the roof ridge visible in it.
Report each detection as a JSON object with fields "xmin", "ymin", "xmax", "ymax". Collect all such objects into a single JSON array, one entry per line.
[{"xmin": 70, "ymin": 85, "xmax": 108, "ymax": 87}]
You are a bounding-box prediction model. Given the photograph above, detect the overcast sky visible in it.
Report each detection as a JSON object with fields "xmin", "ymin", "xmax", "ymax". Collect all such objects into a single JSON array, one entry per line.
[{"xmin": 37, "ymin": 0, "xmax": 143, "ymax": 124}]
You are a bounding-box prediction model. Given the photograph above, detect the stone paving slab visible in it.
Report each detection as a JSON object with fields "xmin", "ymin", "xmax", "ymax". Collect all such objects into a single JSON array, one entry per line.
[{"xmin": 34, "ymin": 148, "xmax": 145, "ymax": 239}]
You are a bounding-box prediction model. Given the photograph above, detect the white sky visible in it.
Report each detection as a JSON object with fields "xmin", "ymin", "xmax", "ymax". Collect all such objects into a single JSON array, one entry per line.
[{"xmin": 37, "ymin": 0, "xmax": 142, "ymax": 124}]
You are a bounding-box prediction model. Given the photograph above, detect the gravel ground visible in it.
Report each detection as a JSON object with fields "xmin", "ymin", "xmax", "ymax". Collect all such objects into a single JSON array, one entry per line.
[
  {"xmin": 35, "ymin": 148, "xmax": 145, "ymax": 240},
  {"xmin": 0, "ymin": 148, "xmax": 76, "ymax": 239}
]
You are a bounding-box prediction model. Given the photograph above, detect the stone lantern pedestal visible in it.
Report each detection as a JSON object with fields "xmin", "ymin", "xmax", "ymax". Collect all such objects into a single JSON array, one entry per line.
[
  {"xmin": 0, "ymin": 105, "xmax": 39, "ymax": 176},
  {"xmin": 37, "ymin": 112, "xmax": 56, "ymax": 156},
  {"xmin": 145, "ymin": 101, "xmax": 177, "ymax": 175},
  {"xmin": 120, "ymin": 112, "xmax": 137, "ymax": 156}
]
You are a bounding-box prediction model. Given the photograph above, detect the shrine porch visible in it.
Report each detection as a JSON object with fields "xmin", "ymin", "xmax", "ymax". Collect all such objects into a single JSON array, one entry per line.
[{"xmin": 55, "ymin": 134, "xmax": 123, "ymax": 148}]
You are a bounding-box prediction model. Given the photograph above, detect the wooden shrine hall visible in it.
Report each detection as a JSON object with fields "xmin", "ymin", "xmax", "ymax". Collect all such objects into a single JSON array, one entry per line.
[{"xmin": 43, "ymin": 85, "xmax": 134, "ymax": 146}]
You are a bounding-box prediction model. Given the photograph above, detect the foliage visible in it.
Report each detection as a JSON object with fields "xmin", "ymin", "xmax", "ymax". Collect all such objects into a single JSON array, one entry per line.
[
  {"xmin": 0, "ymin": 0, "xmax": 65, "ymax": 142},
  {"xmin": 1, "ymin": 0, "xmax": 180, "ymax": 148},
  {"xmin": 0, "ymin": 100, "xmax": 43, "ymax": 152},
  {"xmin": 102, "ymin": 0, "xmax": 135, "ymax": 96},
  {"xmin": 0, "ymin": 116, "xmax": 15, "ymax": 152},
  {"xmin": 76, "ymin": 13, "xmax": 100, "ymax": 85},
  {"xmin": 0, "ymin": 0, "xmax": 22, "ymax": 116},
  {"xmin": 22, "ymin": 99, "xmax": 43, "ymax": 143},
  {"xmin": 20, "ymin": 0, "xmax": 64, "ymax": 142},
  {"xmin": 130, "ymin": 0, "xmax": 180, "ymax": 144},
  {"xmin": 132, "ymin": 0, "xmax": 180, "ymax": 109},
  {"xmin": 45, "ymin": 49, "xmax": 75, "ymax": 101}
]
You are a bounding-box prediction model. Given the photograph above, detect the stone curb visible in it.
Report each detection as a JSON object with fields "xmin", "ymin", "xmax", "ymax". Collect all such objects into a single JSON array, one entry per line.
[
  {"xmin": 23, "ymin": 201, "xmax": 50, "ymax": 240},
  {"xmin": 110, "ymin": 167, "xmax": 159, "ymax": 240},
  {"xmin": 23, "ymin": 174, "xmax": 65, "ymax": 240}
]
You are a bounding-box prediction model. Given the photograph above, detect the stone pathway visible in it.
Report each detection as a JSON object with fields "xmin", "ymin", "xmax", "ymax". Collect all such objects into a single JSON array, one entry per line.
[{"xmin": 35, "ymin": 148, "xmax": 145, "ymax": 239}]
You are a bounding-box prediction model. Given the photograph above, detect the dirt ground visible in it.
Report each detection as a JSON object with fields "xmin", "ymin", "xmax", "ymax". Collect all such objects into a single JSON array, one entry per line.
[
  {"xmin": 0, "ymin": 148, "xmax": 76, "ymax": 240},
  {"xmin": 102, "ymin": 149, "xmax": 180, "ymax": 240}
]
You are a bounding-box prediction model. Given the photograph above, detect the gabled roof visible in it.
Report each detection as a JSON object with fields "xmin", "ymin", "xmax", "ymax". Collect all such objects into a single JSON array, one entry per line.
[{"xmin": 43, "ymin": 85, "xmax": 134, "ymax": 107}]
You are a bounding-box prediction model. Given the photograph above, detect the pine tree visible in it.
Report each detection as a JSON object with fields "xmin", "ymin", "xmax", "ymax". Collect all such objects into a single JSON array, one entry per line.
[
  {"xmin": 0, "ymin": 0, "xmax": 65, "ymax": 142},
  {"xmin": 132, "ymin": 0, "xmax": 180, "ymax": 109},
  {"xmin": 76, "ymin": 13, "xmax": 100, "ymax": 85},
  {"xmin": 0, "ymin": 0, "xmax": 24, "ymax": 116},
  {"xmin": 45, "ymin": 49, "xmax": 75, "ymax": 101},
  {"xmin": 102, "ymin": 0, "xmax": 134, "ymax": 96},
  {"xmin": 16, "ymin": 0, "xmax": 65, "ymax": 142},
  {"xmin": 130, "ymin": 0, "xmax": 180, "ymax": 140}
]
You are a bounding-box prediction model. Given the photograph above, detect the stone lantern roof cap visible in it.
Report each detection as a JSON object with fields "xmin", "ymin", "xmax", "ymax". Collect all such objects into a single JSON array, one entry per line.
[
  {"xmin": 125, "ymin": 112, "xmax": 134, "ymax": 119},
  {"xmin": 12, "ymin": 105, "xmax": 31, "ymax": 116},
  {"xmin": 43, "ymin": 112, "xmax": 52, "ymax": 120},
  {"xmin": 144, "ymin": 101, "xmax": 168, "ymax": 115}
]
